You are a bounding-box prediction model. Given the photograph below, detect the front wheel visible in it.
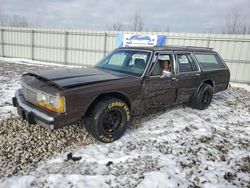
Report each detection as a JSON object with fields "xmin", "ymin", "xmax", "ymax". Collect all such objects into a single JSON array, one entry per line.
[
  {"xmin": 84, "ymin": 98, "xmax": 131, "ymax": 143},
  {"xmin": 191, "ymin": 84, "xmax": 213, "ymax": 110}
]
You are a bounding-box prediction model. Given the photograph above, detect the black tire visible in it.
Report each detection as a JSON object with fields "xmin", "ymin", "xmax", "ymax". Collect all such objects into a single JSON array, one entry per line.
[
  {"xmin": 191, "ymin": 84, "xmax": 213, "ymax": 110},
  {"xmin": 84, "ymin": 98, "xmax": 131, "ymax": 143}
]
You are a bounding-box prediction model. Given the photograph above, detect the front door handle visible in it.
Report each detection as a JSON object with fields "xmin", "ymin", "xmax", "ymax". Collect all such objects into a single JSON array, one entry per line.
[
  {"xmin": 196, "ymin": 73, "xmax": 200, "ymax": 77},
  {"xmin": 172, "ymin": 77, "xmax": 178, "ymax": 81}
]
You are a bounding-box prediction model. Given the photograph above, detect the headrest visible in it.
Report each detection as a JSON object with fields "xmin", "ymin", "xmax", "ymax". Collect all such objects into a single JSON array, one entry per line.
[{"xmin": 134, "ymin": 58, "xmax": 146, "ymax": 68}]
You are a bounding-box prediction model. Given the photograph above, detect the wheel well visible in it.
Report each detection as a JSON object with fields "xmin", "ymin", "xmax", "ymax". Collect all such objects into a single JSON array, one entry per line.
[
  {"xmin": 84, "ymin": 92, "xmax": 131, "ymax": 117},
  {"xmin": 203, "ymin": 80, "xmax": 214, "ymax": 88},
  {"xmin": 194, "ymin": 80, "xmax": 214, "ymax": 97},
  {"xmin": 197, "ymin": 80, "xmax": 214, "ymax": 94}
]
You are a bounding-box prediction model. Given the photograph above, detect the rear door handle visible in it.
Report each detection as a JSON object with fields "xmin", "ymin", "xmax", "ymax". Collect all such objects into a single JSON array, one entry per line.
[{"xmin": 196, "ymin": 73, "xmax": 200, "ymax": 77}]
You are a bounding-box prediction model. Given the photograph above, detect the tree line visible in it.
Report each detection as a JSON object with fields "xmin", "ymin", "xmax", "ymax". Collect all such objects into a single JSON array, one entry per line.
[
  {"xmin": 221, "ymin": 10, "xmax": 250, "ymax": 34},
  {"xmin": 107, "ymin": 11, "xmax": 250, "ymax": 34},
  {"xmin": 0, "ymin": 14, "xmax": 30, "ymax": 27},
  {"xmin": 0, "ymin": 8, "xmax": 249, "ymax": 34}
]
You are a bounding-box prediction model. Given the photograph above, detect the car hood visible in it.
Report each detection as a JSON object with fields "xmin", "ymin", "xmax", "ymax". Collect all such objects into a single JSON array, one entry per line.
[{"xmin": 24, "ymin": 67, "xmax": 132, "ymax": 89}]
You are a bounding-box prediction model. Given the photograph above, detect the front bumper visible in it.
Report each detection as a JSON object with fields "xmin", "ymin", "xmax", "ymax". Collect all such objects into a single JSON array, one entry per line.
[{"xmin": 13, "ymin": 89, "xmax": 55, "ymax": 129}]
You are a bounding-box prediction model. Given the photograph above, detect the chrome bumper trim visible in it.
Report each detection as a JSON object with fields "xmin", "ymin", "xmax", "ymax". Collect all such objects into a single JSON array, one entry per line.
[{"xmin": 15, "ymin": 89, "xmax": 54, "ymax": 129}]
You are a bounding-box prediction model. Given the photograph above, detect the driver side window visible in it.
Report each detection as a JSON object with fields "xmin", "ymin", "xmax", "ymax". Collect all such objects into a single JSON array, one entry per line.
[{"xmin": 151, "ymin": 54, "xmax": 173, "ymax": 76}]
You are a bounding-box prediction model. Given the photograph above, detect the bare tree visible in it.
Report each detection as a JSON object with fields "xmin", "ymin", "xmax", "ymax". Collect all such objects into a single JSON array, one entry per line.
[
  {"xmin": 0, "ymin": 2, "xmax": 6, "ymax": 26},
  {"xmin": 222, "ymin": 10, "xmax": 248, "ymax": 34},
  {"xmin": 9, "ymin": 15, "xmax": 29, "ymax": 27},
  {"xmin": 106, "ymin": 14, "xmax": 144, "ymax": 32},
  {"xmin": 151, "ymin": 24, "xmax": 170, "ymax": 32},
  {"xmin": 129, "ymin": 13, "xmax": 144, "ymax": 31},
  {"xmin": 152, "ymin": 24, "xmax": 161, "ymax": 32},
  {"xmin": 0, "ymin": 14, "xmax": 8, "ymax": 26},
  {"xmin": 0, "ymin": 3, "xmax": 31, "ymax": 27},
  {"xmin": 0, "ymin": 14, "xmax": 31, "ymax": 27},
  {"xmin": 164, "ymin": 26, "xmax": 170, "ymax": 33},
  {"xmin": 0, "ymin": 0, "xmax": 4, "ymax": 15},
  {"xmin": 107, "ymin": 14, "xmax": 172, "ymax": 33},
  {"xmin": 106, "ymin": 22, "xmax": 125, "ymax": 31}
]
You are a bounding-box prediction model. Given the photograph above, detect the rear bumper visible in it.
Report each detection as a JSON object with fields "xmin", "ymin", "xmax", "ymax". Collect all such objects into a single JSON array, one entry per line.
[{"xmin": 13, "ymin": 89, "xmax": 55, "ymax": 129}]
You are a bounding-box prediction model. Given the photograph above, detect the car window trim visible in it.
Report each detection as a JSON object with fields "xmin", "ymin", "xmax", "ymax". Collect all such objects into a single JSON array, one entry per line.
[
  {"xmin": 193, "ymin": 52, "xmax": 229, "ymax": 72},
  {"xmin": 100, "ymin": 48, "xmax": 153, "ymax": 78},
  {"xmin": 174, "ymin": 51, "xmax": 201, "ymax": 74},
  {"xmin": 147, "ymin": 51, "xmax": 176, "ymax": 78}
]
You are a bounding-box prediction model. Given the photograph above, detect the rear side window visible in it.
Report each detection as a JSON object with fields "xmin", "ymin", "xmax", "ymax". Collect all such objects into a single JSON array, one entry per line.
[
  {"xmin": 194, "ymin": 53, "xmax": 226, "ymax": 70},
  {"xmin": 177, "ymin": 54, "xmax": 198, "ymax": 73}
]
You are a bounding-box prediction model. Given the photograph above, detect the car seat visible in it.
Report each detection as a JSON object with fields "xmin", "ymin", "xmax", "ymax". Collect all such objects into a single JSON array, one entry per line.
[{"xmin": 134, "ymin": 58, "xmax": 146, "ymax": 69}]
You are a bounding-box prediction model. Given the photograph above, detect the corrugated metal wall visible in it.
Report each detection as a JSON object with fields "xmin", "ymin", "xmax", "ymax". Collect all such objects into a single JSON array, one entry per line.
[{"xmin": 0, "ymin": 27, "xmax": 250, "ymax": 83}]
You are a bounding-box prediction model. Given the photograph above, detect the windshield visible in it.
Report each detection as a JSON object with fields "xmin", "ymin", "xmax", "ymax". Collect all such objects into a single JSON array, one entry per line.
[{"xmin": 95, "ymin": 50, "xmax": 151, "ymax": 76}]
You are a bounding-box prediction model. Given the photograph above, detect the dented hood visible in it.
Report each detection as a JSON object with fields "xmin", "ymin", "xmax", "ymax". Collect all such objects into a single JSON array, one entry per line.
[{"xmin": 24, "ymin": 67, "xmax": 132, "ymax": 89}]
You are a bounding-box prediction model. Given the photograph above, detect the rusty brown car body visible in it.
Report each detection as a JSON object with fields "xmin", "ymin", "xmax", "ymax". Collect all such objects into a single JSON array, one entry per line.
[{"xmin": 13, "ymin": 46, "xmax": 230, "ymax": 142}]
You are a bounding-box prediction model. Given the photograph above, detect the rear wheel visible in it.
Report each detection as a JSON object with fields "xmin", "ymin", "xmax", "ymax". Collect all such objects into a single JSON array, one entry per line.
[
  {"xmin": 84, "ymin": 98, "xmax": 131, "ymax": 143},
  {"xmin": 191, "ymin": 83, "xmax": 213, "ymax": 110}
]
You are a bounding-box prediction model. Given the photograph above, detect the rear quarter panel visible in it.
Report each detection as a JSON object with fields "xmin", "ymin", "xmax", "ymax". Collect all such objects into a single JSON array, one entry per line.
[
  {"xmin": 199, "ymin": 68, "xmax": 230, "ymax": 93},
  {"xmin": 194, "ymin": 51, "xmax": 230, "ymax": 93}
]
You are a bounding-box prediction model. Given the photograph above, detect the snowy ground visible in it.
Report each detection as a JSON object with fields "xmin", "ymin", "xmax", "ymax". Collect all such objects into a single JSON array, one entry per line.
[
  {"xmin": 0, "ymin": 58, "xmax": 81, "ymax": 120},
  {"xmin": 0, "ymin": 58, "xmax": 249, "ymax": 188}
]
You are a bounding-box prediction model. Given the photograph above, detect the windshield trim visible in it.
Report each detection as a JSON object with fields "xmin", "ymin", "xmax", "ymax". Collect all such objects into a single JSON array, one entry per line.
[{"xmin": 96, "ymin": 49, "xmax": 153, "ymax": 78}]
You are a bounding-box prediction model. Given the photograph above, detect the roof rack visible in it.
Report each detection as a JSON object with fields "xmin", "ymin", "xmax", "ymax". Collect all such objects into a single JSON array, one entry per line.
[
  {"xmin": 184, "ymin": 46, "xmax": 213, "ymax": 50},
  {"xmin": 119, "ymin": 45, "xmax": 214, "ymax": 51},
  {"xmin": 162, "ymin": 45, "xmax": 213, "ymax": 50}
]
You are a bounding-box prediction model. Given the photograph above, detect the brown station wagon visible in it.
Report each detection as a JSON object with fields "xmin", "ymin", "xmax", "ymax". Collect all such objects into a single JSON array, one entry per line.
[{"xmin": 13, "ymin": 46, "xmax": 230, "ymax": 142}]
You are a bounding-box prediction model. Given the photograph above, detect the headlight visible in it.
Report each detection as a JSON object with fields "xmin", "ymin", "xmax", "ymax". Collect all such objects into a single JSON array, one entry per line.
[{"xmin": 37, "ymin": 92, "xmax": 65, "ymax": 113}]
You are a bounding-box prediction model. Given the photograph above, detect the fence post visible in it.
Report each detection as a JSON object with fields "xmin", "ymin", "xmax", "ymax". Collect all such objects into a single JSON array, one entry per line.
[
  {"xmin": 31, "ymin": 30, "xmax": 35, "ymax": 60},
  {"xmin": 1, "ymin": 28, "xmax": 4, "ymax": 57},
  {"xmin": 103, "ymin": 32, "xmax": 107, "ymax": 57},
  {"xmin": 64, "ymin": 31, "xmax": 68, "ymax": 64},
  {"xmin": 207, "ymin": 36, "xmax": 211, "ymax": 48}
]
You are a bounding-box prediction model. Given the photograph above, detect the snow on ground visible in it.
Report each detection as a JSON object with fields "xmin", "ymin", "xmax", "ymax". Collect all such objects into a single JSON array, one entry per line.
[
  {"xmin": 0, "ymin": 59, "xmax": 81, "ymax": 120},
  {"xmin": 0, "ymin": 58, "xmax": 249, "ymax": 187},
  {"xmin": 0, "ymin": 57, "xmax": 82, "ymax": 68},
  {"xmin": 0, "ymin": 75, "xmax": 19, "ymax": 119},
  {"xmin": 230, "ymin": 83, "xmax": 250, "ymax": 92}
]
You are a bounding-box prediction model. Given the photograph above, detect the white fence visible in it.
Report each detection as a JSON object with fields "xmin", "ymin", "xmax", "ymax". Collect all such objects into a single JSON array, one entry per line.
[{"xmin": 0, "ymin": 27, "xmax": 250, "ymax": 83}]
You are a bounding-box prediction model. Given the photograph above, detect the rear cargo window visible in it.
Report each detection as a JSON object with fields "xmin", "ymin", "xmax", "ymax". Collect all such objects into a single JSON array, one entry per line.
[{"xmin": 194, "ymin": 53, "xmax": 226, "ymax": 70}]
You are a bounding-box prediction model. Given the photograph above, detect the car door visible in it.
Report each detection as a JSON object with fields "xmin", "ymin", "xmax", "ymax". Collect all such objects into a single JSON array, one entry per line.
[
  {"xmin": 174, "ymin": 51, "xmax": 202, "ymax": 103},
  {"xmin": 143, "ymin": 52, "xmax": 178, "ymax": 109}
]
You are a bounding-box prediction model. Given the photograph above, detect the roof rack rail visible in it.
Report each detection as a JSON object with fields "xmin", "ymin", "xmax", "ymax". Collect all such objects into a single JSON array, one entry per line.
[
  {"xmin": 163, "ymin": 45, "xmax": 213, "ymax": 50},
  {"xmin": 119, "ymin": 45, "xmax": 214, "ymax": 51},
  {"xmin": 184, "ymin": 46, "xmax": 213, "ymax": 50}
]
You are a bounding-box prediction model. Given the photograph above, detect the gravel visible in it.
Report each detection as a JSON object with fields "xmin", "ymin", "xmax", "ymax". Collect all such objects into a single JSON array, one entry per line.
[
  {"xmin": 0, "ymin": 118, "xmax": 95, "ymax": 178},
  {"xmin": 0, "ymin": 60, "xmax": 95, "ymax": 178}
]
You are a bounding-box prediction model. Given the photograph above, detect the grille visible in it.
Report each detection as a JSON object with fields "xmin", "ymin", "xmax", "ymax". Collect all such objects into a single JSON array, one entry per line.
[{"xmin": 21, "ymin": 81, "xmax": 37, "ymax": 105}]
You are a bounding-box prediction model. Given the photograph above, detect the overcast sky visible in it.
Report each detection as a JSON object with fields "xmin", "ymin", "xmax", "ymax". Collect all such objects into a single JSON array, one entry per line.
[{"xmin": 1, "ymin": 0, "xmax": 250, "ymax": 33}]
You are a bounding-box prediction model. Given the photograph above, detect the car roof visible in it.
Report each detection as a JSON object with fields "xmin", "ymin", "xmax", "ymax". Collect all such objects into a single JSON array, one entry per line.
[{"xmin": 119, "ymin": 46, "xmax": 215, "ymax": 53}]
